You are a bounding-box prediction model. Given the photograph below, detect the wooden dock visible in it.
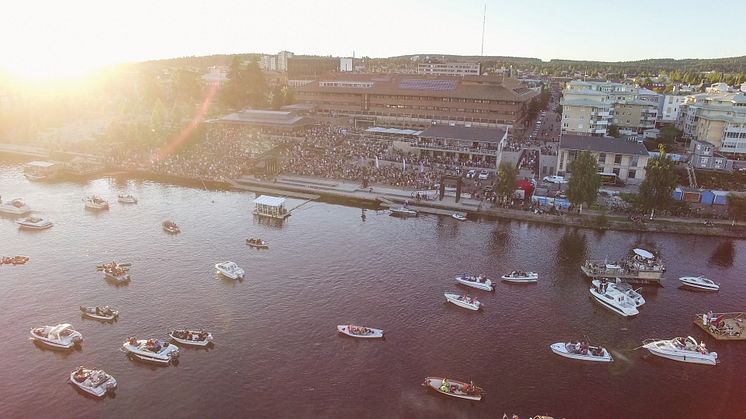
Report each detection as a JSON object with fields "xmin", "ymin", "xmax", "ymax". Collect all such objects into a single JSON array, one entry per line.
[
  {"xmin": 580, "ymin": 263, "xmax": 664, "ymax": 285},
  {"xmin": 693, "ymin": 312, "xmax": 746, "ymax": 340}
]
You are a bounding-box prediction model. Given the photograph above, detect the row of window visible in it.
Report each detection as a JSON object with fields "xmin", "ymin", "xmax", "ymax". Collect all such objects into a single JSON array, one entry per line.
[
  {"xmin": 724, "ymin": 132, "xmax": 746, "ymax": 138},
  {"xmin": 299, "ymin": 91, "xmax": 521, "ymax": 105},
  {"xmin": 379, "ymin": 104, "xmax": 516, "ymax": 115}
]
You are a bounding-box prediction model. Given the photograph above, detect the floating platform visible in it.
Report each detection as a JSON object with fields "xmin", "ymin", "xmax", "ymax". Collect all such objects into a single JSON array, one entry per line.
[
  {"xmin": 693, "ymin": 312, "xmax": 745, "ymax": 340},
  {"xmin": 580, "ymin": 261, "xmax": 664, "ymax": 285}
]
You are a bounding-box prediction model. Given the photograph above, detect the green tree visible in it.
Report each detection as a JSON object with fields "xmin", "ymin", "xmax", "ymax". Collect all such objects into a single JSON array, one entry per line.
[
  {"xmin": 244, "ymin": 56, "xmax": 268, "ymax": 108},
  {"xmin": 637, "ymin": 146, "xmax": 679, "ymax": 212},
  {"xmin": 607, "ymin": 124, "xmax": 620, "ymax": 138},
  {"xmin": 566, "ymin": 151, "xmax": 601, "ymax": 212},
  {"xmin": 494, "ymin": 162, "xmax": 518, "ymax": 204},
  {"xmin": 726, "ymin": 194, "xmax": 746, "ymax": 221},
  {"xmin": 659, "ymin": 126, "xmax": 682, "ymax": 144}
]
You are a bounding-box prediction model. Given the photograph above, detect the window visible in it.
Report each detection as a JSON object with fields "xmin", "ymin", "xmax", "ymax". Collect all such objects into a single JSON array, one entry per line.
[
  {"xmin": 614, "ymin": 154, "xmax": 622, "ymax": 164},
  {"xmin": 628, "ymin": 170, "xmax": 636, "ymax": 179},
  {"xmin": 612, "ymin": 168, "xmax": 620, "ymax": 176},
  {"xmin": 631, "ymin": 156, "xmax": 639, "ymax": 167},
  {"xmin": 598, "ymin": 153, "xmax": 606, "ymax": 164}
]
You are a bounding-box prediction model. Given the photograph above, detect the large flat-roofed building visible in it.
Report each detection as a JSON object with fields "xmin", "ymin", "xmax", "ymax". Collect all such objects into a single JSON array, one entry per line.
[
  {"xmin": 677, "ymin": 92, "xmax": 746, "ymax": 155},
  {"xmin": 413, "ymin": 124, "xmax": 508, "ymax": 168},
  {"xmin": 213, "ymin": 110, "xmax": 316, "ymax": 132},
  {"xmin": 417, "ymin": 62, "xmax": 481, "ymax": 76},
  {"xmin": 294, "ymin": 73, "xmax": 537, "ymax": 129},
  {"xmin": 557, "ymin": 134, "xmax": 649, "ymax": 183}
]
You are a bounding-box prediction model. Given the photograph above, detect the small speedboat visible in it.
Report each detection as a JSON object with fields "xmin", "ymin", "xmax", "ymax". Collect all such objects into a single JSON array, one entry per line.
[
  {"xmin": 162, "ymin": 220, "xmax": 180, "ymax": 234},
  {"xmin": 422, "ymin": 377, "xmax": 483, "ymax": 401},
  {"xmin": 30, "ymin": 324, "xmax": 82, "ymax": 349},
  {"xmin": 84, "ymin": 195, "xmax": 109, "ymax": 210},
  {"xmin": 169, "ymin": 329, "xmax": 213, "ymax": 347},
  {"xmin": 0, "ymin": 198, "xmax": 31, "ymax": 215},
  {"xmin": 550, "ymin": 342, "xmax": 613, "ymax": 363},
  {"xmin": 99, "ymin": 262, "xmax": 131, "ymax": 282},
  {"xmin": 122, "ymin": 338, "xmax": 179, "ymax": 364},
  {"xmin": 246, "ymin": 237, "xmax": 269, "ymax": 249},
  {"xmin": 389, "ymin": 207, "xmax": 418, "ymax": 217},
  {"xmin": 1, "ymin": 255, "xmax": 29, "ymax": 265},
  {"xmin": 70, "ymin": 366, "xmax": 117, "ymax": 397},
  {"xmin": 642, "ymin": 336, "xmax": 718, "ymax": 366},
  {"xmin": 215, "ymin": 261, "xmax": 244, "ymax": 280},
  {"xmin": 117, "ymin": 194, "xmax": 138, "ymax": 204},
  {"xmin": 501, "ymin": 271, "xmax": 539, "ymax": 283},
  {"xmin": 337, "ymin": 325, "xmax": 384, "ymax": 338},
  {"xmin": 16, "ymin": 216, "xmax": 53, "ymax": 230},
  {"xmin": 590, "ymin": 279, "xmax": 639, "ymax": 317},
  {"xmin": 679, "ymin": 276, "xmax": 719, "ymax": 292},
  {"xmin": 451, "ymin": 212, "xmax": 467, "ymax": 221},
  {"xmin": 80, "ymin": 305, "xmax": 119, "ymax": 321},
  {"xmin": 455, "ymin": 275, "xmax": 494, "ymax": 291},
  {"xmin": 444, "ymin": 293, "xmax": 481, "ymax": 311}
]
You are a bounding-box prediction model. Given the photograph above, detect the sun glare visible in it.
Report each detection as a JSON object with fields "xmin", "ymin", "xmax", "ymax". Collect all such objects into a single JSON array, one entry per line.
[{"xmin": 2, "ymin": 59, "xmax": 102, "ymax": 82}]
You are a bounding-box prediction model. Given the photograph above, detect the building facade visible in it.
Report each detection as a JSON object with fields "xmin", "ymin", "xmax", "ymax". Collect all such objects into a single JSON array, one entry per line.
[
  {"xmin": 294, "ymin": 73, "xmax": 538, "ymax": 129},
  {"xmin": 414, "ymin": 125, "xmax": 508, "ymax": 168},
  {"xmin": 661, "ymin": 95, "xmax": 687, "ymax": 123},
  {"xmin": 417, "ymin": 62, "xmax": 481, "ymax": 77},
  {"xmin": 677, "ymin": 92, "xmax": 746, "ymax": 155},
  {"xmin": 689, "ymin": 140, "xmax": 733, "ymax": 171},
  {"xmin": 556, "ymin": 134, "xmax": 649, "ymax": 183}
]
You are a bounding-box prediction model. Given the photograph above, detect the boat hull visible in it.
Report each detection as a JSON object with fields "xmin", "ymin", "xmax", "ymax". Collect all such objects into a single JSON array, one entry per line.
[
  {"xmin": 30, "ymin": 332, "xmax": 80, "ymax": 349},
  {"xmin": 589, "ymin": 288, "xmax": 639, "ymax": 317},
  {"xmin": 70, "ymin": 370, "xmax": 117, "ymax": 397},
  {"xmin": 80, "ymin": 307, "xmax": 118, "ymax": 321},
  {"xmin": 679, "ymin": 278, "xmax": 719, "ymax": 291},
  {"xmin": 549, "ymin": 343, "xmax": 612, "ymax": 362},
  {"xmin": 169, "ymin": 332, "xmax": 213, "ymax": 347},
  {"xmin": 337, "ymin": 325, "xmax": 384, "ymax": 338},
  {"xmin": 643, "ymin": 345, "xmax": 717, "ymax": 366},
  {"xmin": 501, "ymin": 276, "xmax": 538, "ymax": 283},
  {"xmin": 123, "ymin": 341, "xmax": 179, "ymax": 364},
  {"xmin": 444, "ymin": 293, "xmax": 480, "ymax": 311},
  {"xmin": 455, "ymin": 277, "xmax": 493, "ymax": 291},
  {"xmin": 423, "ymin": 377, "xmax": 482, "ymax": 401}
]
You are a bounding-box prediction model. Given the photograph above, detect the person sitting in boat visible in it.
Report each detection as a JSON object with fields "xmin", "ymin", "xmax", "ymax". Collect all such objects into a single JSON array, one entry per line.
[
  {"xmin": 128, "ymin": 337, "xmax": 137, "ymax": 345},
  {"xmin": 74, "ymin": 366, "xmax": 87, "ymax": 382},
  {"xmin": 698, "ymin": 342, "xmax": 707, "ymax": 354},
  {"xmin": 440, "ymin": 378, "xmax": 449, "ymax": 393}
]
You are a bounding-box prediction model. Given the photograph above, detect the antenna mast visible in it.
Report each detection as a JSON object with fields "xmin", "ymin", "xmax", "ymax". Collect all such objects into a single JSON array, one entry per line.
[{"xmin": 481, "ymin": 3, "xmax": 486, "ymax": 56}]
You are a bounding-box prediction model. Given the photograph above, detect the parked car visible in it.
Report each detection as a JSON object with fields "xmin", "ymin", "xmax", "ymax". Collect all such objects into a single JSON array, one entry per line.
[
  {"xmin": 478, "ymin": 170, "xmax": 489, "ymax": 180},
  {"xmin": 542, "ymin": 175, "xmax": 568, "ymax": 184},
  {"xmin": 466, "ymin": 169, "xmax": 477, "ymax": 179}
]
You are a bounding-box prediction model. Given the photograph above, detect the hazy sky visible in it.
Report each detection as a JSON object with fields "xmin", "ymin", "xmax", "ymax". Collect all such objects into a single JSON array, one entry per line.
[{"xmin": 2, "ymin": 0, "xmax": 745, "ymax": 78}]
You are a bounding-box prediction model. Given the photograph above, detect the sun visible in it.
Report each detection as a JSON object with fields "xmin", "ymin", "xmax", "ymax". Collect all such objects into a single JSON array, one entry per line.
[{"xmin": 2, "ymin": 58, "xmax": 102, "ymax": 82}]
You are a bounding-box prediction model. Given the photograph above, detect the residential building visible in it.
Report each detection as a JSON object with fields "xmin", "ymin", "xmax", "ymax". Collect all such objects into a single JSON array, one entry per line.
[
  {"xmin": 689, "ymin": 140, "xmax": 733, "ymax": 171},
  {"xmin": 258, "ymin": 51, "xmax": 295, "ymax": 72},
  {"xmin": 340, "ymin": 57, "xmax": 354, "ymax": 72},
  {"xmin": 287, "ymin": 56, "xmax": 339, "ymax": 80},
  {"xmin": 213, "ymin": 110, "xmax": 316, "ymax": 132},
  {"xmin": 417, "ymin": 62, "xmax": 481, "ymax": 77},
  {"xmin": 661, "ymin": 95, "xmax": 687, "ymax": 123},
  {"xmin": 277, "ymin": 51, "xmax": 293, "ymax": 72},
  {"xmin": 201, "ymin": 66, "xmax": 229, "ymax": 87},
  {"xmin": 556, "ymin": 134, "xmax": 649, "ymax": 183},
  {"xmin": 677, "ymin": 92, "xmax": 746, "ymax": 155},
  {"xmin": 294, "ymin": 73, "xmax": 538, "ymax": 129},
  {"xmin": 560, "ymin": 80, "xmax": 661, "ymax": 136},
  {"xmin": 414, "ymin": 124, "xmax": 508, "ymax": 168}
]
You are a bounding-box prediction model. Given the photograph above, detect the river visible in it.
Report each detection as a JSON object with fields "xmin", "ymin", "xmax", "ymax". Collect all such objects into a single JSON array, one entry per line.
[{"xmin": 1, "ymin": 161, "xmax": 745, "ymax": 419}]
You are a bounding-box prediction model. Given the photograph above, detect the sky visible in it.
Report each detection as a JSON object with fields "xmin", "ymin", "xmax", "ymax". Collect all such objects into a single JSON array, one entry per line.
[{"xmin": 2, "ymin": 0, "xmax": 745, "ymax": 79}]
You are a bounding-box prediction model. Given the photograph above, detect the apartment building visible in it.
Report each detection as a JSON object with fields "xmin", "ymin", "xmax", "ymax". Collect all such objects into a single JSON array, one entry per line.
[
  {"xmin": 677, "ymin": 92, "xmax": 746, "ymax": 155},
  {"xmin": 417, "ymin": 62, "xmax": 481, "ymax": 77},
  {"xmin": 556, "ymin": 134, "xmax": 649, "ymax": 183},
  {"xmin": 661, "ymin": 95, "xmax": 687, "ymax": 123}
]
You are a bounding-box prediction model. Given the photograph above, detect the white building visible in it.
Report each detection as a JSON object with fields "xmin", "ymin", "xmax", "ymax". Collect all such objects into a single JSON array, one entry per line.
[
  {"xmin": 417, "ymin": 62, "xmax": 481, "ymax": 77},
  {"xmin": 259, "ymin": 51, "xmax": 294, "ymax": 72},
  {"xmin": 340, "ymin": 57, "xmax": 353, "ymax": 72},
  {"xmin": 677, "ymin": 92, "xmax": 746, "ymax": 155},
  {"xmin": 661, "ymin": 95, "xmax": 687, "ymax": 123}
]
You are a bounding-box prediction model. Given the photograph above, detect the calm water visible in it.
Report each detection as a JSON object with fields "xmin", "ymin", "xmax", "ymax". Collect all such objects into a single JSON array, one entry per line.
[{"xmin": 1, "ymin": 161, "xmax": 745, "ymax": 419}]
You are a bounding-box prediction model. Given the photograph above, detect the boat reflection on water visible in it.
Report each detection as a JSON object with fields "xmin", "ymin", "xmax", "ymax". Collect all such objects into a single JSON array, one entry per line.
[{"xmin": 708, "ymin": 241, "xmax": 735, "ymax": 268}]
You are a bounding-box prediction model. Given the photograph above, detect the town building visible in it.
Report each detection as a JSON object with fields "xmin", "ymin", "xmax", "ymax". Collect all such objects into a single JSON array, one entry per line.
[
  {"xmin": 212, "ymin": 110, "xmax": 316, "ymax": 133},
  {"xmin": 661, "ymin": 95, "xmax": 687, "ymax": 124},
  {"xmin": 412, "ymin": 124, "xmax": 508, "ymax": 168},
  {"xmin": 677, "ymin": 92, "xmax": 746, "ymax": 155},
  {"xmin": 417, "ymin": 62, "xmax": 481, "ymax": 77},
  {"xmin": 340, "ymin": 57, "xmax": 354, "ymax": 72},
  {"xmin": 560, "ymin": 80, "xmax": 661, "ymax": 136},
  {"xmin": 287, "ymin": 56, "xmax": 339, "ymax": 80},
  {"xmin": 258, "ymin": 51, "xmax": 295, "ymax": 72},
  {"xmin": 293, "ymin": 73, "xmax": 537, "ymax": 129},
  {"xmin": 201, "ymin": 66, "xmax": 229, "ymax": 87},
  {"xmin": 556, "ymin": 134, "xmax": 649, "ymax": 184},
  {"xmin": 689, "ymin": 140, "xmax": 733, "ymax": 171}
]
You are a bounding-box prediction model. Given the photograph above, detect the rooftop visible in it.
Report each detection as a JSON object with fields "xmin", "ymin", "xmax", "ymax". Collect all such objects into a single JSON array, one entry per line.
[
  {"xmin": 216, "ymin": 110, "xmax": 315, "ymax": 128},
  {"xmin": 419, "ymin": 124, "xmax": 508, "ymax": 143},
  {"xmin": 559, "ymin": 134, "xmax": 649, "ymax": 156},
  {"xmin": 253, "ymin": 195, "xmax": 286, "ymax": 207}
]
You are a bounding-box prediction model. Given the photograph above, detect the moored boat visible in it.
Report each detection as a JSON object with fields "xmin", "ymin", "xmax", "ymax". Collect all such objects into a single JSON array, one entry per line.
[
  {"xmin": 69, "ymin": 366, "xmax": 117, "ymax": 397},
  {"xmin": 80, "ymin": 305, "xmax": 119, "ymax": 321},
  {"xmin": 16, "ymin": 216, "xmax": 53, "ymax": 230},
  {"xmin": 215, "ymin": 261, "xmax": 244, "ymax": 280},
  {"xmin": 169, "ymin": 329, "xmax": 213, "ymax": 346},
  {"xmin": 608, "ymin": 280, "xmax": 645, "ymax": 306},
  {"xmin": 1, "ymin": 255, "xmax": 30, "ymax": 265},
  {"xmin": 122, "ymin": 337, "xmax": 179, "ymax": 364},
  {"xmin": 451, "ymin": 212, "xmax": 467, "ymax": 221},
  {"xmin": 550, "ymin": 341, "xmax": 613, "ymax": 362},
  {"xmin": 162, "ymin": 220, "xmax": 180, "ymax": 234},
  {"xmin": 679, "ymin": 276, "xmax": 719, "ymax": 291},
  {"xmin": 389, "ymin": 207, "xmax": 418, "ymax": 217},
  {"xmin": 337, "ymin": 324, "xmax": 384, "ymax": 338},
  {"xmin": 642, "ymin": 336, "xmax": 718, "ymax": 365},
  {"xmin": 694, "ymin": 311, "xmax": 745, "ymax": 340},
  {"xmin": 590, "ymin": 279, "xmax": 639, "ymax": 317},
  {"xmin": 246, "ymin": 237, "xmax": 269, "ymax": 249},
  {"xmin": 97, "ymin": 261, "xmax": 131, "ymax": 282},
  {"xmin": 501, "ymin": 271, "xmax": 539, "ymax": 283},
  {"xmin": 444, "ymin": 293, "xmax": 481, "ymax": 311},
  {"xmin": 0, "ymin": 198, "xmax": 31, "ymax": 215},
  {"xmin": 455, "ymin": 274, "xmax": 494, "ymax": 291},
  {"xmin": 30, "ymin": 323, "xmax": 82, "ymax": 349},
  {"xmin": 422, "ymin": 377, "xmax": 483, "ymax": 401},
  {"xmin": 117, "ymin": 194, "xmax": 138, "ymax": 204},
  {"xmin": 83, "ymin": 195, "xmax": 109, "ymax": 210}
]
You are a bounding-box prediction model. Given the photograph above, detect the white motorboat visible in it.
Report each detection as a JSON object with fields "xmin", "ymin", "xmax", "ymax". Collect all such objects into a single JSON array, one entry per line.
[
  {"xmin": 679, "ymin": 276, "xmax": 720, "ymax": 292},
  {"xmin": 16, "ymin": 216, "xmax": 53, "ymax": 230},
  {"xmin": 501, "ymin": 271, "xmax": 539, "ymax": 283},
  {"xmin": 84, "ymin": 195, "xmax": 109, "ymax": 210},
  {"xmin": 422, "ymin": 377, "xmax": 483, "ymax": 401},
  {"xmin": 122, "ymin": 338, "xmax": 179, "ymax": 364},
  {"xmin": 337, "ymin": 325, "xmax": 384, "ymax": 338},
  {"xmin": 0, "ymin": 198, "xmax": 31, "ymax": 215},
  {"xmin": 609, "ymin": 280, "xmax": 645, "ymax": 306},
  {"xmin": 169, "ymin": 329, "xmax": 213, "ymax": 347},
  {"xmin": 80, "ymin": 305, "xmax": 118, "ymax": 321},
  {"xmin": 590, "ymin": 280, "xmax": 639, "ymax": 317},
  {"xmin": 216, "ymin": 261, "xmax": 244, "ymax": 280},
  {"xmin": 550, "ymin": 342, "xmax": 613, "ymax": 363},
  {"xmin": 117, "ymin": 194, "xmax": 138, "ymax": 204},
  {"xmin": 30, "ymin": 324, "xmax": 83, "ymax": 349},
  {"xmin": 642, "ymin": 336, "xmax": 718, "ymax": 366},
  {"xmin": 451, "ymin": 212, "xmax": 467, "ymax": 221},
  {"xmin": 444, "ymin": 293, "xmax": 481, "ymax": 311},
  {"xmin": 455, "ymin": 275, "xmax": 494, "ymax": 291},
  {"xmin": 389, "ymin": 207, "xmax": 418, "ymax": 217},
  {"xmin": 69, "ymin": 367, "xmax": 117, "ymax": 397}
]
